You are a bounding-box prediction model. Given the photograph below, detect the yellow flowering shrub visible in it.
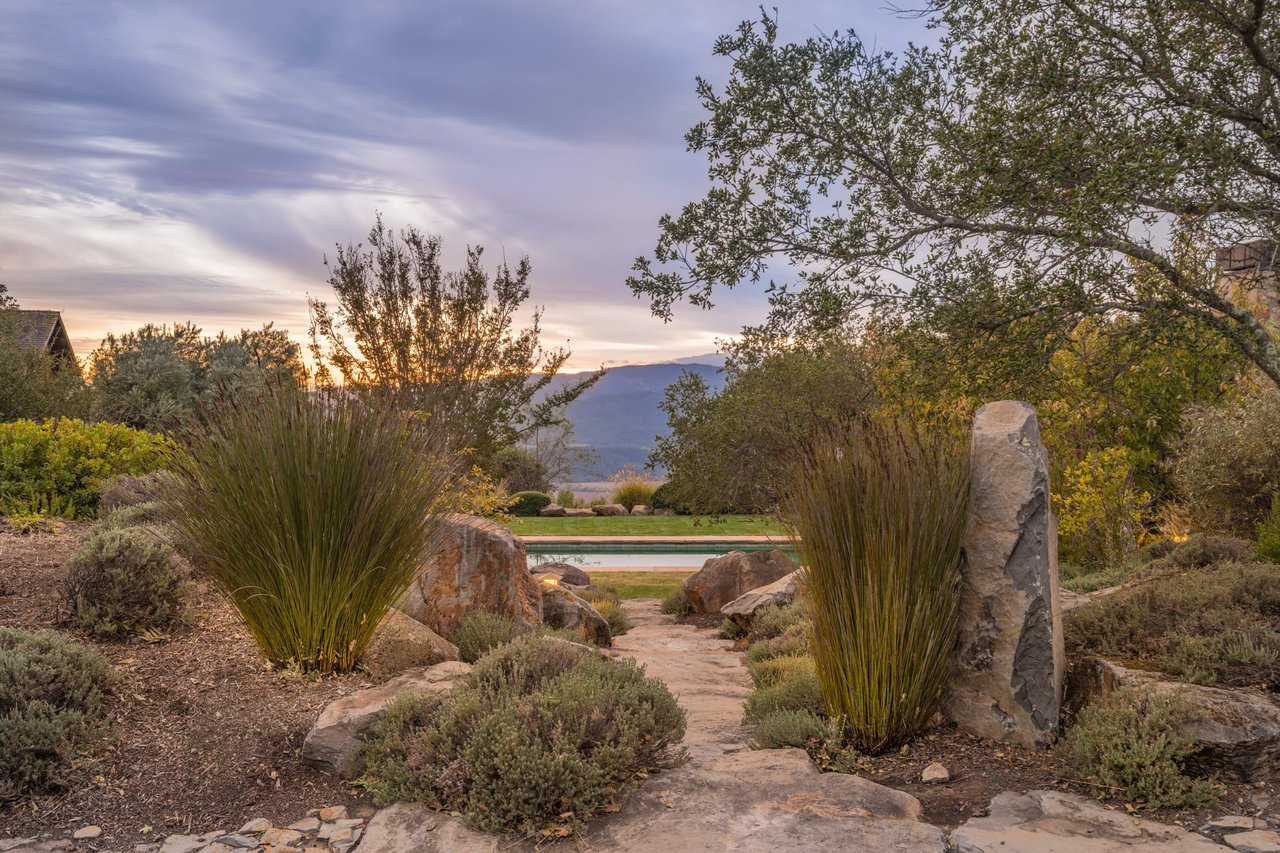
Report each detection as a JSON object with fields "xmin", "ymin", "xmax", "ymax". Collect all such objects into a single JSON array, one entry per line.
[{"xmin": 1054, "ymin": 447, "xmax": 1150, "ymax": 570}]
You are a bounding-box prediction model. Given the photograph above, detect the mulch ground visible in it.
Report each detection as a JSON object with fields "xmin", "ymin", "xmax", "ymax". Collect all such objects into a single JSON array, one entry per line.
[{"xmin": 0, "ymin": 523, "xmax": 375, "ymax": 847}]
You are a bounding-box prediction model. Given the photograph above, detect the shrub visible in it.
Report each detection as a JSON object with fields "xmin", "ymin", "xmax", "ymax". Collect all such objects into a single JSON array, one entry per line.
[
  {"xmin": 743, "ymin": 666, "xmax": 825, "ymax": 723},
  {"xmin": 508, "ymin": 490, "xmax": 552, "ymax": 517},
  {"xmin": 1062, "ymin": 686, "xmax": 1218, "ymax": 809},
  {"xmin": 363, "ymin": 635, "xmax": 686, "ymax": 833},
  {"xmin": 98, "ymin": 472, "xmax": 169, "ymax": 514},
  {"xmin": 62, "ymin": 526, "xmax": 184, "ymax": 638},
  {"xmin": 719, "ymin": 618, "xmax": 746, "ymax": 639},
  {"xmin": 556, "ymin": 487, "xmax": 581, "ymax": 509},
  {"xmin": 1257, "ymin": 493, "xmax": 1280, "ymax": 564},
  {"xmin": 783, "ymin": 419, "xmax": 969, "ymax": 753},
  {"xmin": 100, "ymin": 501, "xmax": 166, "ymax": 530},
  {"xmin": 0, "ymin": 419, "xmax": 169, "ymax": 520},
  {"xmin": 751, "ymin": 709, "xmax": 828, "ymax": 749},
  {"xmin": 660, "ymin": 588, "xmax": 690, "ymax": 615},
  {"xmin": 452, "ymin": 612, "xmax": 529, "ymax": 664},
  {"xmin": 649, "ymin": 482, "xmax": 677, "ymax": 511},
  {"xmin": 1053, "ymin": 447, "xmax": 1149, "ymax": 571},
  {"xmin": 452, "ymin": 465, "xmax": 514, "ymax": 522},
  {"xmin": 592, "ymin": 599, "xmax": 631, "ymax": 637},
  {"xmin": 611, "ymin": 481, "xmax": 657, "ymax": 512},
  {"xmin": 1065, "ymin": 559, "xmax": 1280, "ymax": 687},
  {"xmin": 746, "ymin": 620, "xmax": 813, "ymax": 663},
  {"xmin": 0, "ymin": 627, "xmax": 113, "ymax": 799},
  {"xmin": 747, "ymin": 654, "xmax": 816, "ymax": 689},
  {"xmin": 1172, "ymin": 381, "xmax": 1280, "ymax": 535},
  {"xmin": 162, "ymin": 385, "xmax": 459, "ymax": 673},
  {"xmin": 578, "ymin": 585, "xmax": 620, "ymax": 606},
  {"xmin": 749, "ymin": 599, "xmax": 808, "ymax": 641}
]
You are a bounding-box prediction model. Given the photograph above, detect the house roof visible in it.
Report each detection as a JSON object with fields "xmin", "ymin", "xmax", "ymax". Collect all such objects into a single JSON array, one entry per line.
[{"xmin": 12, "ymin": 309, "xmax": 76, "ymax": 361}]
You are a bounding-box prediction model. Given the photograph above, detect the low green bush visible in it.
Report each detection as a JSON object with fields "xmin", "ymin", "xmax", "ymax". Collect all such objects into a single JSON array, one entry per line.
[
  {"xmin": 555, "ymin": 488, "xmax": 582, "ymax": 509},
  {"xmin": 0, "ymin": 419, "xmax": 169, "ymax": 520},
  {"xmin": 1257, "ymin": 494, "xmax": 1280, "ymax": 563},
  {"xmin": 592, "ymin": 599, "xmax": 631, "ymax": 637},
  {"xmin": 660, "ymin": 588, "xmax": 690, "ymax": 615},
  {"xmin": 611, "ymin": 481, "xmax": 657, "ymax": 511},
  {"xmin": 363, "ymin": 634, "xmax": 686, "ymax": 833},
  {"xmin": 508, "ymin": 491, "xmax": 552, "ymax": 517},
  {"xmin": 1062, "ymin": 686, "xmax": 1218, "ymax": 809},
  {"xmin": 743, "ymin": 666, "xmax": 825, "ymax": 723},
  {"xmin": 747, "ymin": 654, "xmax": 816, "ymax": 689},
  {"xmin": 719, "ymin": 618, "xmax": 746, "ymax": 640},
  {"xmin": 749, "ymin": 599, "xmax": 808, "ymax": 640},
  {"xmin": 62, "ymin": 526, "xmax": 184, "ymax": 638},
  {"xmin": 649, "ymin": 483, "xmax": 680, "ymax": 512},
  {"xmin": 0, "ymin": 627, "xmax": 113, "ymax": 799},
  {"xmin": 751, "ymin": 709, "xmax": 828, "ymax": 749},
  {"xmin": 746, "ymin": 620, "xmax": 812, "ymax": 664},
  {"xmin": 578, "ymin": 585, "xmax": 620, "ymax": 606},
  {"xmin": 452, "ymin": 612, "xmax": 529, "ymax": 664}
]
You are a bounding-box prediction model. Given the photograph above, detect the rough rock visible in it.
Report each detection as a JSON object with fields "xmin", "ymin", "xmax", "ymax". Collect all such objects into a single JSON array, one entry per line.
[
  {"xmin": 629, "ymin": 504, "xmax": 653, "ymax": 516},
  {"xmin": 302, "ymin": 660, "xmax": 470, "ymax": 778},
  {"xmin": 1226, "ymin": 830, "xmax": 1280, "ymax": 853},
  {"xmin": 950, "ymin": 790, "xmax": 1222, "ymax": 852},
  {"xmin": 530, "ymin": 561, "xmax": 591, "ymax": 587},
  {"xmin": 71, "ymin": 827, "xmax": 100, "ymax": 841},
  {"xmin": 1204, "ymin": 817, "xmax": 1266, "ymax": 834},
  {"xmin": 356, "ymin": 804, "xmax": 498, "ymax": 853},
  {"xmin": 720, "ymin": 570, "xmax": 805, "ymax": 625},
  {"xmin": 592, "ymin": 503, "xmax": 628, "ymax": 516},
  {"xmin": 564, "ymin": 507, "xmax": 595, "ymax": 517},
  {"xmin": 1067, "ymin": 657, "xmax": 1280, "ymax": 782},
  {"xmin": 318, "ymin": 806, "xmax": 348, "ymax": 822},
  {"xmin": 540, "ymin": 584, "xmax": 612, "ymax": 646},
  {"xmin": 947, "ymin": 401, "xmax": 1065, "ymax": 749},
  {"xmin": 921, "ymin": 762, "xmax": 950, "ymax": 783},
  {"xmin": 538, "ymin": 504, "xmax": 567, "ymax": 517},
  {"xmin": 399, "ymin": 514, "xmax": 542, "ymax": 637},
  {"xmin": 682, "ymin": 550, "xmax": 800, "ymax": 614},
  {"xmin": 238, "ymin": 819, "xmax": 271, "ymax": 834},
  {"xmin": 362, "ymin": 608, "xmax": 459, "ymax": 677}
]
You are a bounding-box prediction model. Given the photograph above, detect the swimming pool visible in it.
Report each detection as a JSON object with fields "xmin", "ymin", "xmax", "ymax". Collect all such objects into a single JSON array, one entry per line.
[{"xmin": 525, "ymin": 541, "xmax": 797, "ymax": 570}]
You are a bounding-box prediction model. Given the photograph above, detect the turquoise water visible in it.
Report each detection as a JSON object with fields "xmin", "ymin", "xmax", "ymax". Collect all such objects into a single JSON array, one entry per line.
[{"xmin": 526, "ymin": 542, "xmax": 796, "ymax": 570}]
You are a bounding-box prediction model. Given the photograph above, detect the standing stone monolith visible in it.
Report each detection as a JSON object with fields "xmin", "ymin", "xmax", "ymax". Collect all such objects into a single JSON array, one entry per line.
[{"xmin": 946, "ymin": 401, "xmax": 1064, "ymax": 748}]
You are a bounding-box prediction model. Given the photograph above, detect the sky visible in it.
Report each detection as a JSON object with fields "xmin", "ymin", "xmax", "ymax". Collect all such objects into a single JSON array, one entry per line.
[{"xmin": 0, "ymin": 1, "xmax": 926, "ymax": 371}]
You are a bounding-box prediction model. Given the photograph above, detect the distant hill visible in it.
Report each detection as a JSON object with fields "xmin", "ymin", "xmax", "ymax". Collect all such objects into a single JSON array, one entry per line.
[{"xmin": 546, "ymin": 360, "xmax": 725, "ymax": 480}]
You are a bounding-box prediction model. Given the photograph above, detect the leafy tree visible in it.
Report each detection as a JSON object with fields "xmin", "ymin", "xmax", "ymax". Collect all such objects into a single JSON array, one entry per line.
[
  {"xmin": 89, "ymin": 322, "xmax": 305, "ymax": 430},
  {"xmin": 308, "ymin": 215, "xmax": 601, "ymax": 467},
  {"xmin": 0, "ymin": 284, "xmax": 92, "ymax": 421},
  {"xmin": 628, "ymin": 4, "xmax": 1280, "ymax": 388},
  {"xmin": 651, "ymin": 342, "xmax": 875, "ymax": 514}
]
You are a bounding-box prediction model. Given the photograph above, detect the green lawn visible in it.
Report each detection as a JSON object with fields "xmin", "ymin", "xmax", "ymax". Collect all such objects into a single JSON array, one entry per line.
[
  {"xmin": 588, "ymin": 570, "xmax": 691, "ymax": 600},
  {"xmin": 507, "ymin": 514, "xmax": 790, "ymax": 537}
]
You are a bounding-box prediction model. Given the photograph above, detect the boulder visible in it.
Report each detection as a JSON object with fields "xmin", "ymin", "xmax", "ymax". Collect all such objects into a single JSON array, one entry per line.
[
  {"xmin": 538, "ymin": 504, "xmax": 567, "ymax": 517},
  {"xmin": 630, "ymin": 504, "xmax": 653, "ymax": 516},
  {"xmin": 946, "ymin": 401, "xmax": 1064, "ymax": 749},
  {"xmin": 362, "ymin": 608, "xmax": 459, "ymax": 678},
  {"xmin": 540, "ymin": 585, "xmax": 612, "ymax": 647},
  {"xmin": 399, "ymin": 514, "xmax": 542, "ymax": 638},
  {"xmin": 302, "ymin": 661, "xmax": 470, "ymax": 778},
  {"xmin": 565, "ymin": 507, "xmax": 596, "ymax": 517},
  {"xmin": 530, "ymin": 561, "xmax": 591, "ymax": 587},
  {"xmin": 720, "ymin": 570, "xmax": 805, "ymax": 625},
  {"xmin": 357, "ymin": 804, "xmax": 497, "ymax": 853},
  {"xmin": 950, "ymin": 790, "xmax": 1221, "ymax": 852},
  {"xmin": 683, "ymin": 550, "xmax": 800, "ymax": 614},
  {"xmin": 1067, "ymin": 657, "xmax": 1280, "ymax": 782},
  {"xmin": 592, "ymin": 503, "xmax": 629, "ymax": 517}
]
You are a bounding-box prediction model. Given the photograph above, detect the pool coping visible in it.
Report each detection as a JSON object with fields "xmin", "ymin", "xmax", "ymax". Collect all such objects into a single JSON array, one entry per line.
[{"xmin": 520, "ymin": 535, "xmax": 790, "ymax": 545}]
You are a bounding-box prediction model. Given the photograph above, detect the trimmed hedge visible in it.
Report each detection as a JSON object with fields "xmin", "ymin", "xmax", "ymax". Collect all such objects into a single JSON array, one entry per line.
[
  {"xmin": 0, "ymin": 419, "xmax": 169, "ymax": 520},
  {"xmin": 508, "ymin": 490, "xmax": 552, "ymax": 517}
]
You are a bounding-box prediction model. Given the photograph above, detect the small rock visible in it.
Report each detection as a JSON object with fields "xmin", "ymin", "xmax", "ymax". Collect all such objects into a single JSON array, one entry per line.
[
  {"xmin": 259, "ymin": 828, "xmax": 303, "ymax": 847},
  {"xmin": 72, "ymin": 827, "xmax": 102, "ymax": 840},
  {"xmin": 158, "ymin": 835, "xmax": 208, "ymax": 853},
  {"xmin": 1204, "ymin": 817, "xmax": 1264, "ymax": 835},
  {"xmin": 238, "ymin": 819, "xmax": 272, "ymax": 835},
  {"xmin": 1226, "ymin": 830, "xmax": 1280, "ymax": 853},
  {"xmin": 317, "ymin": 807, "xmax": 347, "ymax": 823},
  {"xmin": 287, "ymin": 818, "xmax": 321, "ymax": 834},
  {"xmin": 199, "ymin": 843, "xmax": 234, "ymax": 853},
  {"xmin": 921, "ymin": 762, "xmax": 950, "ymax": 784},
  {"xmin": 214, "ymin": 835, "xmax": 260, "ymax": 849},
  {"xmin": 326, "ymin": 828, "xmax": 355, "ymax": 845}
]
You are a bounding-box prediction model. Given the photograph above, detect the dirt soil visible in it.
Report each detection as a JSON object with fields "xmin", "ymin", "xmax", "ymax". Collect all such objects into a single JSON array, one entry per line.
[{"xmin": 0, "ymin": 523, "xmax": 375, "ymax": 847}]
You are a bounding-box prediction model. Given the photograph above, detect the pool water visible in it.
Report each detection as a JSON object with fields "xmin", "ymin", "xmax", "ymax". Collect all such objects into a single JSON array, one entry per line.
[{"xmin": 526, "ymin": 543, "xmax": 796, "ymax": 571}]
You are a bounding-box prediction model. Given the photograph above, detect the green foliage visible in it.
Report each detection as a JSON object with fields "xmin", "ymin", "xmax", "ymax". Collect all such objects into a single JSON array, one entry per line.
[
  {"xmin": 308, "ymin": 215, "xmax": 601, "ymax": 467},
  {"xmin": 748, "ymin": 599, "xmax": 808, "ymax": 641},
  {"xmin": 718, "ymin": 618, "xmax": 746, "ymax": 640},
  {"xmin": 0, "ymin": 294, "xmax": 93, "ymax": 421},
  {"xmin": 0, "ymin": 627, "xmax": 113, "ymax": 799},
  {"xmin": 362, "ymin": 635, "xmax": 686, "ymax": 833},
  {"xmin": 452, "ymin": 612, "xmax": 529, "ymax": 664},
  {"xmin": 746, "ymin": 620, "xmax": 813, "ymax": 664},
  {"xmin": 1063, "ymin": 687, "xmax": 1218, "ymax": 809},
  {"xmin": 0, "ymin": 419, "xmax": 169, "ymax": 520},
  {"xmin": 452, "ymin": 465, "xmax": 514, "ymax": 521},
  {"xmin": 747, "ymin": 654, "xmax": 816, "ymax": 689},
  {"xmin": 750, "ymin": 709, "xmax": 828, "ymax": 749},
  {"xmin": 1258, "ymin": 494, "xmax": 1280, "ymax": 564},
  {"xmin": 648, "ymin": 483, "xmax": 685, "ymax": 513},
  {"xmin": 610, "ymin": 481, "xmax": 657, "ymax": 512},
  {"xmin": 660, "ymin": 588, "xmax": 690, "ymax": 615},
  {"xmin": 508, "ymin": 491, "xmax": 552, "ymax": 517},
  {"xmin": 652, "ymin": 342, "xmax": 875, "ymax": 515},
  {"xmin": 556, "ymin": 487, "xmax": 582, "ymax": 509},
  {"xmin": 89, "ymin": 322, "xmax": 306, "ymax": 431},
  {"xmin": 1065, "ymin": 555, "xmax": 1280, "ymax": 687},
  {"xmin": 784, "ymin": 419, "xmax": 969, "ymax": 753},
  {"xmin": 1054, "ymin": 447, "xmax": 1150, "ymax": 571},
  {"xmin": 1172, "ymin": 380, "xmax": 1280, "ymax": 535},
  {"xmin": 591, "ymin": 599, "xmax": 631, "ymax": 637},
  {"xmin": 163, "ymin": 384, "xmax": 459, "ymax": 673},
  {"xmin": 489, "ymin": 446, "xmax": 550, "ymax": 493},
  {"xmin": 62, "ymin": 526, "xmax": 184, "ymax": 638},
  {"xmin": 743, "ymin": 666, "xmax": 825, "ymax": 723}
]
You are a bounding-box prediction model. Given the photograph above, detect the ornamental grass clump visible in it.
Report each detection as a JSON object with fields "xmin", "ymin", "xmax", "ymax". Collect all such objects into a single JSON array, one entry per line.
[
  {"xmin": 783, "ymin": 419, "xmax": 969, "ymax": 753},
  {"xmin": 163, "ymin": 385, "xmax": 458, "ymax": 674}
]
